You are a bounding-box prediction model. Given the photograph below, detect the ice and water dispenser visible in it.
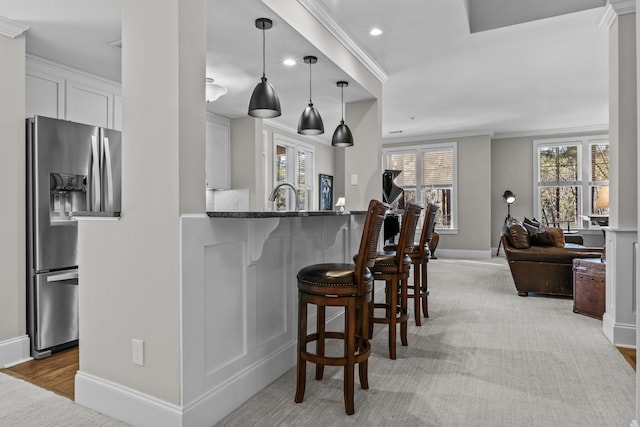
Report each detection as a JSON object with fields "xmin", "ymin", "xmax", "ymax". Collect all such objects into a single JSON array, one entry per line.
[{"xmin": 49, "ymin": 173, "xmax": 86, "ymax": 223}]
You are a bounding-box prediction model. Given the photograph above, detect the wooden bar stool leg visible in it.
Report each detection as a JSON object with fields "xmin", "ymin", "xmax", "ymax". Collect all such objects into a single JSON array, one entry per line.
[
  {"xmin": 388, "ymin": 279, "xmax": 397, "ymax": 360},
  {"xmin": 400, "ymin": 276, "xmax": 408, "ymax": 346},
  {"xmin": 344, "ymin": 299, "xmax": 356, "ymax": 415},
  {"xmin": 295, "ymin": 293, "xmax": 307, "ymax": 403},
  {"xmin": 413, "ymin": 263, "xmax": 422, "ymax": 326},
  {"xmin": 315, "ymin": 306, "xmax": 325, "ymax": 380},
  {"xmin": 422, "ymin": 260, "xmax": 429, "ymax": 318},
  {"xmin": 358, "ymin": 300, "xmax": 369, "ymax": 390}
]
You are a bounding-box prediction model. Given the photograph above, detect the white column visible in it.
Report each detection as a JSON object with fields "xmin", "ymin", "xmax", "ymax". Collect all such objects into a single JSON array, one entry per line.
[
  {"xmin": 0, "ymin": 20, "xmax": 29, "ymax": 367},
  {"xmin": 602, "ymin": 3, "xmax": 638, "ymax": 352},
  {"xmin": 75, "ymin": 1, "xmax": 206, "ymax": 425}
]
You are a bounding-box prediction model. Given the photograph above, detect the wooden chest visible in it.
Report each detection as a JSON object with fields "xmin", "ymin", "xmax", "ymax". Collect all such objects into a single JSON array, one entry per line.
[{"xmin": 572, "ymin": 258, "xmax": 606, "ymax": 320}]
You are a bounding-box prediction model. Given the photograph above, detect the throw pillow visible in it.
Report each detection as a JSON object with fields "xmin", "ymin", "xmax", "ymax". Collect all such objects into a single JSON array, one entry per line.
[
  {"xmin": 504, "ymin": 218, "xmax": 530, "ymax": 249},
  {"xmin": 523, "ymin": 222, "xmax": 554, "ymax": 246},
  {"xmin": 523, "ymin": 217, "xmax": 541, "ymax": 228},
  {"xmin": 541, "ymin": 224, "xmax": 565, "ymax": 248}
]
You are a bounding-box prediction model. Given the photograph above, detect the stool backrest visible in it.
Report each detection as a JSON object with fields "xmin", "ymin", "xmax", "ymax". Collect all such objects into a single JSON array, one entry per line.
[
  {"xmin": 354, "ymin": 199, "xmax": 386, "ymax": 287},
  {"xmin": 395, "ymin": 203, "xmax": 423, "ymax": 268},
  {"xmin": 418, "ymin": 203, "xmax": 439, "ymax": 252}
]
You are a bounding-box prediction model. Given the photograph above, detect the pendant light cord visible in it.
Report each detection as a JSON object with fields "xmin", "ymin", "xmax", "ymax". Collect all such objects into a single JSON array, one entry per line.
[
  {"xmin": 262, "ymin": 27, "xmax": 266, "ymax": 78},
  {"xmin": 308, "ymin": 61, "xmax": 313, "ymax": 104},
  {"xmin": 341, "ymin": 85, "xmax": 345, "ymax": 122}
]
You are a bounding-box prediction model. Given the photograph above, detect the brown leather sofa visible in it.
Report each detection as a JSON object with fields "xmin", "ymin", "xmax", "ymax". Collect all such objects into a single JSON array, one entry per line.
[{"xmin": 501, "ymin": 219, "xmax": 603, "ymax": 297}]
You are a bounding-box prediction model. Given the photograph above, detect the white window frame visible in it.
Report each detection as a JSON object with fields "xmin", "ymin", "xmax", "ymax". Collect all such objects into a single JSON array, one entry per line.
[
  {"xmin": 272, "ymin": 133, "xmax": 315, "ymax": 211},
  {"xmin": 383, "ymin": 141, "xmax": 458, "ymax": 232},
  {"xmin": 533, "ymin": 135, "xmax": 608, "ymax": 230}
]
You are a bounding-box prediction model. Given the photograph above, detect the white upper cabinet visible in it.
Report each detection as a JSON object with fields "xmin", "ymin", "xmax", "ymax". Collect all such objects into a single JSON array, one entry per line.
[
  {"xmin": 25, "ymin": 55, "xmax": 122, "ymax": 130},
  {"xmin": 206, "ymin": 113, "xmax": 231, "ymax": 190}
]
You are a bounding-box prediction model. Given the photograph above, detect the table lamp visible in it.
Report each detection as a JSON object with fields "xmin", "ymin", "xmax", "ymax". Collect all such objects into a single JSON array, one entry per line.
[{"xmin": 335, "ymin": 197, "xmax": 346, "ymax": 213}]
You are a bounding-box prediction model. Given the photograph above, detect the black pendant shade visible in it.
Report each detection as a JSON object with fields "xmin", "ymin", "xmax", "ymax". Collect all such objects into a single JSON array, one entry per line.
[
  {"xmin": 248, "ymin": 18, "xmax": 281, "ymax": 118},
  {"xmin": 331, "ymin": 81, "xmax": 353, "ymax": 147},
  {"xmin": 297, "ymin": 56, "xmax": 324, "ymax": 135}
]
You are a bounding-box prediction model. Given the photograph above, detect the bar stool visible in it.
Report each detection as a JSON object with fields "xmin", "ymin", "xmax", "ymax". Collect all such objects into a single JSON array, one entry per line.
[
  {"xmin": 386, "ymin": 203, "xmax": 438, "ymax": 325},
  {"xmin": 369, "ymin": 202, "xmax": 422, "ymax": 359},
  {"xmin": 295, "ymin": 199, "xmax": 386, "ymax": 415}
]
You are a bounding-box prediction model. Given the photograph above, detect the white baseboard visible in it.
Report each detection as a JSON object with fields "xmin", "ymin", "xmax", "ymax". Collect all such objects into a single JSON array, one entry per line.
[
  {"xmin": 75, "ymin": 371, "xmax": 182, "ymax": 427},
  {"xmin": 435, "ymin": 249, "xmax": 492, "ymax": 259},
  {"xmin": 0, "ymin": 335, "xmax": 31, "ymax": 368},
  {"xmin": 603, "ymin": 313, "xmax": 637, "ymax": 348},
  {"xmin": 182, "ymin": 341, "xmax": 296, "ymax": 426}
]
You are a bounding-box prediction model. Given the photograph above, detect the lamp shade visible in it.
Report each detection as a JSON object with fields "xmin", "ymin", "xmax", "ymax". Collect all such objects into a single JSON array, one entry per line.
[
  {"xmin": 335, "ymin": 197, "xmax": 346, "ymax": 207},
  {"xmin": 331, "ymin": 82, "xmax": 353, "ymax": 147},
  {"xmin": 298, "ymin": 104, "xmax": 324, "ymax": 135},
  {"xmin": 248, "ymin": 18, "xmax": 281, "ymax": 118},
  {"xmin": 595, "ymin": 186, "xmax": 609, "ymax": 208},
  {"xmin": 248, "ymin": 77, "xmax": 281, "ymax": 118},
  {"xmin": 298, "ymin": 56, "xmax": 323, "ymax": 135},
  {"xmin": 502, "ymin": 190, "xmax": 516, "ymax": 205},
  {"xmin": 331, "ymin": 121, "xmax": 353, "ymax": 147}
]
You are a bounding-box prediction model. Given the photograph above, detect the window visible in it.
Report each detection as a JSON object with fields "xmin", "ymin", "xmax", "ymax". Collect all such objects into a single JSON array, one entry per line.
[
  {"xmin": 534, "ymin": 136, "xmax": 608, "ymax": 229},
  {"xmin": 273, "ymin": 134, "xmax": 314, "ymax": 211},
  {"xmin": 384, "ymin": 142, "xmax": 457, "ymax": 230}
]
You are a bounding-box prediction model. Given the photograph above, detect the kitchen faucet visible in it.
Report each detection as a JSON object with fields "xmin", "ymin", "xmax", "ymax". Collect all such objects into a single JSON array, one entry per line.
[{"xmin": 268, "ymin": 182, "xmax": 301, "ymax": 211}]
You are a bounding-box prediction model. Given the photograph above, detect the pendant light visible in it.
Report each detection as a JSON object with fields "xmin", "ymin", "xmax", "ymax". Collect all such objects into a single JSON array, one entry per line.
[
  {"xmin": 248, "ymin": 18, "xmax": 281, "ymax": 118},
  {"xmin": 331, "ymin": 81, "xmax": 354, "ymax": 147},
  {"xmin": 297, "ymin": 55, "xmax": 324, "ymax": 135}
]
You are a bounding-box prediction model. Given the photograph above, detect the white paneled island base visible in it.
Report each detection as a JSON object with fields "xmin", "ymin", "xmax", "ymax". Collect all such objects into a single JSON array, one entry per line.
[{"xmin": 180, "ymin": 212, "xmax": 367, "ymax": 425}]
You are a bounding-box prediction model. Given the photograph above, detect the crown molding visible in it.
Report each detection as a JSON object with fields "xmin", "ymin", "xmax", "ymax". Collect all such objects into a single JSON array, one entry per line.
[
  {"xmin": 296, "ymin": 0, "xmax": 388, "ymax": 83},
  {"xmin": 0, "ymin": 15, "xmax": 29, "ymax": 39},
  {"xmin": 493, "ymin": 124, "xmax": 609, "ymax": 140},
  {"xmin": 383, "ymin": 130, "xmax": 495, "ymax": 145},
  {"xmin": 600, "ymin": 1, "xmax": 636, "ymax": 28}
]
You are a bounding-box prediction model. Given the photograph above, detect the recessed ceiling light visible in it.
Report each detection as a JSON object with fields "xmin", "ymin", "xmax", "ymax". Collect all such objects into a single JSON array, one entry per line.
[
  {"xmin": 283, "ymin": 58, "xmax": 296, "ymax": 66},
  {"xmin": 370, "ymin": 28, "xmax": 383, "ymax": 36}
]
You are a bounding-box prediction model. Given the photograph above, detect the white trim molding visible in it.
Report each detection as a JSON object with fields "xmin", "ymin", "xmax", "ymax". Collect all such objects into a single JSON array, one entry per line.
[
  {"xmin": 75, "ymin": 371, "xmax": 183, "ymax": 427},
  {"xmin": 600, "ymin": 1, "xmax": 636, "ymax": 28},
  {"xmin": 0, "ymin": 15, "xmax": 29, "ymax": 38},
  {"xmin": 0, "ymin": 335, "xmax": 31, "ymax": 368},
  {"xmin": 296, "ymin": 0, "xmax": 388, "ymax": 83}
]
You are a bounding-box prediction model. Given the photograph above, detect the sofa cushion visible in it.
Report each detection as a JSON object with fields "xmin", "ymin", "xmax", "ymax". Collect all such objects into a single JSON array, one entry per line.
[
  {"xmin": 541, "ymin": 225, "xmax": 565, "ymax": 248},
  {"xmin": 523, "ymin": 222, "xmax": 554, "ymax": 246},
  {"xmin": 504, "ymin": 218, "xmax": 530, "ymax": 249}
]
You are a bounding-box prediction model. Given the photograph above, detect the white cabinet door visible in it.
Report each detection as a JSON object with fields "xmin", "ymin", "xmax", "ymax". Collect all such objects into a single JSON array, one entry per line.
[
  {"xmin": 65, "ymin": 80, "xmax": 113, "ymax": 128},
  {"xmin": 206, "ymin": 116, "xmax": 230, "ymax": 190},
  {"xmin": 25, "ymin": 71, "xmax": 64, "ymax": 119}
]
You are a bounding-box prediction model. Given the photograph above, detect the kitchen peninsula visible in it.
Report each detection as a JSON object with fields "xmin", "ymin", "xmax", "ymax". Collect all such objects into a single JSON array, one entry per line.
[{"xmin": 178, "ymin": 210, "xmax": 368, "ymax": 421}]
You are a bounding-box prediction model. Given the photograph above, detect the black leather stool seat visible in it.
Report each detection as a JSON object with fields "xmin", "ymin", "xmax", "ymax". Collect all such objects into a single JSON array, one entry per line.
[{"xmin": 298, "ymin": 263, "xmax": 373, "ymax": 295}]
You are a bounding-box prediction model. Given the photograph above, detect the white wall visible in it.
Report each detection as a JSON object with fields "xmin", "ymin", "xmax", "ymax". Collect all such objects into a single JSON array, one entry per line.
[{"xmin": 0, "ymin": 34, "xmax": 26, "ymax": 344}]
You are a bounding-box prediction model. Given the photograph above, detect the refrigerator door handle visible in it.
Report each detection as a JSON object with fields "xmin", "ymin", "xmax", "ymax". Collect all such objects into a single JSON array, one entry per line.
[
  {"xmin": 47, "ymin": 271, "xmax": 79, "ymax": 282},
  {"xmin": 90, "ymin": 135, "xmax": 101, "ymax": 211},
  {"xmin": 102, "ymin": 136, "xmax": 114, "ymax": 212}
]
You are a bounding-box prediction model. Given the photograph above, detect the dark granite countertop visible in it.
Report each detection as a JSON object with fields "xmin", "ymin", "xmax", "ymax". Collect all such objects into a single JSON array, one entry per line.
[
  {"xmin": 72, "ymin": 211, "xmax": 121, "ymax": 218},
  {"xmin": 207, "ymin": 210, "xmax": 367, "ymax": 218}
]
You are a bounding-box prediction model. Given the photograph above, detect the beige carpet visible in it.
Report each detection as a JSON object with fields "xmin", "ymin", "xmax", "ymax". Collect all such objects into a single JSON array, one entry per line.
[
  {"xmin": 217, "ymin": 258, "xmax": 636, "ymax": 426},
  {"xmin": 0, "ymin": 373, "xmax": 128, "ymax": 426}
]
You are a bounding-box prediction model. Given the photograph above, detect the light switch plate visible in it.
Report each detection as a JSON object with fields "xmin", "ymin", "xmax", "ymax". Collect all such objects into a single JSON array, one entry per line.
[{"xmin": 351, "ymin": 174, "xmax": 358, "ymax": 185}]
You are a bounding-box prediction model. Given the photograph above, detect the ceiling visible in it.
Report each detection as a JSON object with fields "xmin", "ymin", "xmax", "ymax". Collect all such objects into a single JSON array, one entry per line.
[{"xmin": 0, "ymin": 0, "xmax": 609, "ymax": 144}]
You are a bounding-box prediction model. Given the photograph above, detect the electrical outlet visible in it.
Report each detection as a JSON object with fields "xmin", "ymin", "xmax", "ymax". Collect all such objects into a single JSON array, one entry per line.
[{"xmin": 132, "ymin": 339, "xmax": 144, "ymax": 366}]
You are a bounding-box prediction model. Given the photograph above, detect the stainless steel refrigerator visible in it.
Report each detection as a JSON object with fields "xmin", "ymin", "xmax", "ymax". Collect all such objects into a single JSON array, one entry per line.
[{"xmin": 26, "ymin": 115, "xmax": 121, "ymax": 359}]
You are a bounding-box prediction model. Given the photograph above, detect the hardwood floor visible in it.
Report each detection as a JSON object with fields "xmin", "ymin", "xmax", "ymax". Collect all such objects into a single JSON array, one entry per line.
[
  {"xmin": 618, "ymin": 347, "xmax": 636, "ymax": 371},
  {"xmin": 0, "ymin": 346, "xmax": 78, "ymax": 400},
  {"xmin": 0, "ymin": 345, "xmax": 635, "ymax": 402}
]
